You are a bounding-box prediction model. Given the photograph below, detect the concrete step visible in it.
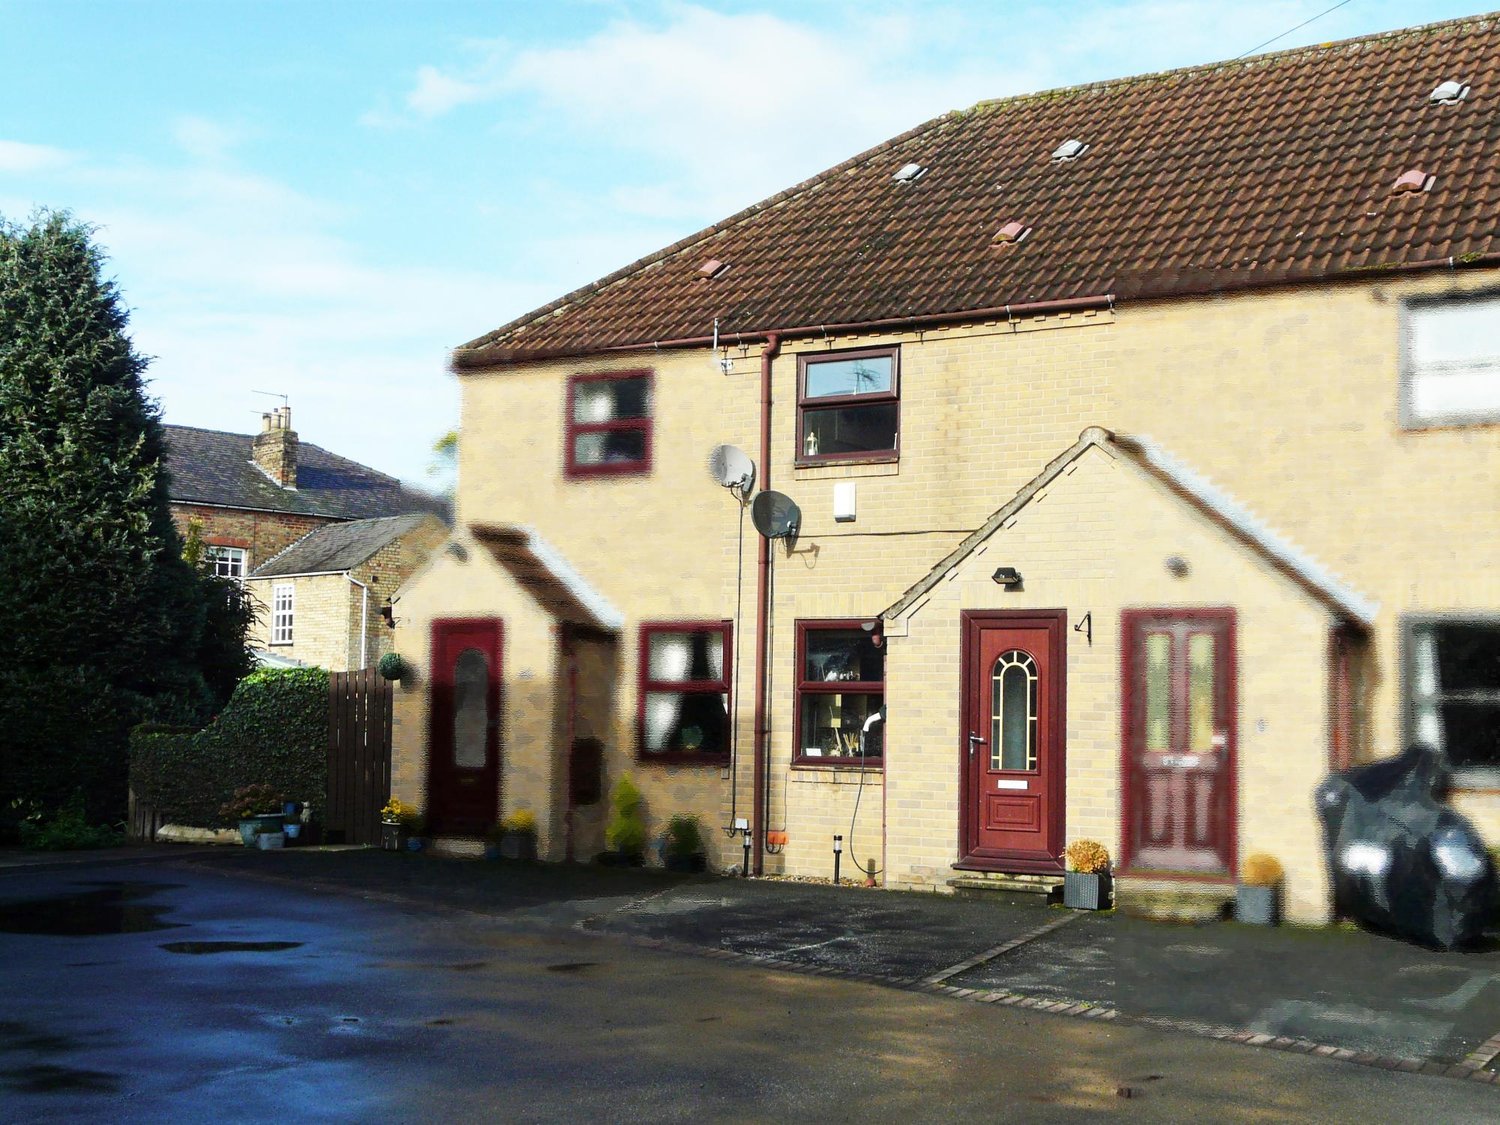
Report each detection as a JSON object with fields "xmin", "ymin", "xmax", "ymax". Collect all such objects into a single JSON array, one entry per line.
[
  {"xmin": 948, "ymin": 871, "xmax": 1065, "ymax": 901},
  {"xmin": 1114, "ymin": 876, "xmax": 1233, "ymax": 923}
]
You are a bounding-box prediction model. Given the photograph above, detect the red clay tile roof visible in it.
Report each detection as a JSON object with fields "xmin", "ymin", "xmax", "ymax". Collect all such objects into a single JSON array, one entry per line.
[{"xmin": 456, "ymin": 13, "xmax": 1500, "ymax": 367}]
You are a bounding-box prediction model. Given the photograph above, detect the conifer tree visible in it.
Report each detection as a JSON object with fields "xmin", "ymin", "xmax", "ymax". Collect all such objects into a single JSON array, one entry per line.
[{"xmin": 0, "ymin": 212, "xmax": 213, "ymax": 821}]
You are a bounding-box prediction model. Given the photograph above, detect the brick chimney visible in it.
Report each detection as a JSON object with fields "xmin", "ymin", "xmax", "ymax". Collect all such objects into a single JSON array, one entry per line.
[{"xmin": 252, "ymin": 406, "xmax": 298, "ymax": 488}]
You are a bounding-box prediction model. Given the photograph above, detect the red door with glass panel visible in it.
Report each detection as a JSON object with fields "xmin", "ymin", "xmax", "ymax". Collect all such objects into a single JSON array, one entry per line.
[
  {"xmin": 960, "ymin": 611, "xmax": 1065, "ymax": 870},
  {"xmin": 427, "ymin": 619, "xmax": 502, "ymax": 837},
  {"xmin": 1122, "ymin": 610, "xmax": 1235, "ymax": 873}
]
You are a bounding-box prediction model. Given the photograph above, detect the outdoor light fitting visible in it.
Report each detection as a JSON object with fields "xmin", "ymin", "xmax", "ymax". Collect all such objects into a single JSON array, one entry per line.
[{"xmin": 992, "ymin": 566, "xmax": 1023, "ymax": 587}]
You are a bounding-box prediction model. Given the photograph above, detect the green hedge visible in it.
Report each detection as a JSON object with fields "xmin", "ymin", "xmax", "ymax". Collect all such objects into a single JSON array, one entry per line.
[{"xmin": 130, "ymin": 667, "xmax": 329, "ymax": 827}]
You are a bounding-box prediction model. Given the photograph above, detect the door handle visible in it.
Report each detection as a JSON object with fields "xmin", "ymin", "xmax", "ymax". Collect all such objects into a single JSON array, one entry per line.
[{"xmin": 968, "ymin": 732, "xmax": 987, "ymax": 757}]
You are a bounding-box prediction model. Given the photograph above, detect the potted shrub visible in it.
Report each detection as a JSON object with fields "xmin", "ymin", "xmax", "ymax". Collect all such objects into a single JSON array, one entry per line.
[
  {"xmin": 1235, "ymin": 852, "xmax": 1284, "ymax": 925},
  {"xmin": 663, "ymin": 813, "xmax": 707, "ymax": 873},
  {"xmin": 598, "ymin": 775, "xmax": 647, "ymax": 866},
  {"xmin": 380, "ymin": 797, "xmax": 421, "ymax": 851},
  {"xmin": 220, "ymin": 784, "xmax": 285, "ymax": 847},
  {"xmin": 484, "ymin": 820, "xmax": 506, "ymax": 860},
  {"xmin": 498, "ymin": 809, "xmax": 538, "ymax": 860},
  {"xmin": 1063, "ymin": 839, "xmax": 1112, "ymax": 910}
]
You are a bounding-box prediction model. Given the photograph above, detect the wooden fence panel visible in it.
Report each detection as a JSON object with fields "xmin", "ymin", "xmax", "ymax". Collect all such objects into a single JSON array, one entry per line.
[
  {"xmin": 326, "ymin": 668, "xmax": 393, "ymax": 845},
  {"xmin": 127, "ymin": 786, "xmax": 164, "ymax": 843}
]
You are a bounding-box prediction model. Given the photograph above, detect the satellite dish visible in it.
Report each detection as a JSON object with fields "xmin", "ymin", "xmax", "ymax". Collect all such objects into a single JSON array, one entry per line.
[
  {"xmin": 751, "ymin": 490, "xmax": 801, "ymax": 540},
  {"xmin": 707, "ymin": 444, "xmax": 756, "ymax": 498}
]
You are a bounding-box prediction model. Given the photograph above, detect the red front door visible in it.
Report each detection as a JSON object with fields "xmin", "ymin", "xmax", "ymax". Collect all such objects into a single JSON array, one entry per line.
[
  {"xmin": 960, "ymin": 611, "xmax": 1066, "ymax": 870},
  {"xmin": 427, "ymin": 619, "xmax": 502, "ymax": 837},
  {"xmin": 1122, "ymin": 610, "xmax": 1235, "ymax": 874}
]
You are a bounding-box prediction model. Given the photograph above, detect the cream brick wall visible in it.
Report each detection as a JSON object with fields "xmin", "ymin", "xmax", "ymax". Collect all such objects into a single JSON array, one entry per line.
[
  {"xmin": 437, "ymin": 269, "xmax": 1500, "ymax": 903},
  {"xmin": 246, "ymin": 573, "xmax": 354, "ymax": 670},
  {"xmin": 885, "ymin": 446, "xmax": 1339, "ymax": 923},
  {"xmin": 1114, "ymin": 276, "xmax": 1500, "ymax": 837}
]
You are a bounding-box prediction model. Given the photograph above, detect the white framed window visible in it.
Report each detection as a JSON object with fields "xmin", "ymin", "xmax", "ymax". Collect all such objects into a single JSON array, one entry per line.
[
  {"xmin": 205, "ymin": 545, "xmax": 246, "ymax": 581},
  {"xmin": 272, "ymin": 584, "xmax": 294, "ymax": 645},
  {"xmin": 1401, "ymin": 295, "xmax": 1500, "ymax": 428}
]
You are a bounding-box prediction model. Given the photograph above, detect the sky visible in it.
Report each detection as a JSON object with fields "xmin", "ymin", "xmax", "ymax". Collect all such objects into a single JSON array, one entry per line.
[{"xmin": 0, "ymin": 0, "xmax": 1486, "ymax": 487}]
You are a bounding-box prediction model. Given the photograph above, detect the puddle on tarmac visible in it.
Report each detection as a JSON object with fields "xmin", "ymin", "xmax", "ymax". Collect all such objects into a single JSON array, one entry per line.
[
  {"xmin": 0, "ymin": 1063, "xmax": 121, "ymax": 1094},
  {"xmin": 0, "ymin": 883, "xmax": 186, "ymax": 936},
  {"xmin": 159, "ymin": 941, "xmax": 303, "ymax": 955}
]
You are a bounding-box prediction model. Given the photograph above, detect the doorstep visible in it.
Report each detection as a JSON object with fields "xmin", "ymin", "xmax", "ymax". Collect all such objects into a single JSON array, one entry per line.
[
  {"xmin": 1114, "ymin": 874, "xmax": 1233, "ymax": 922},
  {"xmin": 948, "ymin": 869, "xmax": 1064, "ymax": 900}
]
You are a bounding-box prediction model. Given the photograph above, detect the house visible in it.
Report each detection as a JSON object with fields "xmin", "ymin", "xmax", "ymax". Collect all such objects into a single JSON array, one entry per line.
[
  {"xmin": 163, "ymin": 407, "xmax": 448, "ymax": 668},
  {"xmin": 389, "ymin": 13, "xmax": 1500, "ymax": 924},
  {"xmin": 247, "ymin": 513, "xmax": 448, "ymax": 671}
]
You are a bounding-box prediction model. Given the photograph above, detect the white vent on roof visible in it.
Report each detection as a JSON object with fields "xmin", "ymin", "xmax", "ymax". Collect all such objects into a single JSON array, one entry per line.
[
  {"xmin": 1051, "ymin": 139, "xmax": 1089, "ymax": 163},
  {"xmin": 1429, "ymin": 80, "xmax": 1470, "ymax": 104},
  {"xmin": 893, "ymin": 162, "xmax": 927, "ymax": 183}
]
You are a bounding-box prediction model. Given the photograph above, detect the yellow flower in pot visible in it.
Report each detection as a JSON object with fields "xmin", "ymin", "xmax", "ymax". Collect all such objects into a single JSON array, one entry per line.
[
  {"xmin": 498, "ymin": 808, "xmax": 538, "ymax": 860},
  {"xmin": 1235, "ymin": 853, "xmax": 1284, "ymax": 925},
  {"xmin": 1063, "ymin": 839, "xmax": 1112, "ymax": 910}
]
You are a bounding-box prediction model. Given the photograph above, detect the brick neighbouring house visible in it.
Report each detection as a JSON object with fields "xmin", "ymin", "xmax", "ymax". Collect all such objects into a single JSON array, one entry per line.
[
  {"xmin": 389, "ymin": 14, "xmax": 1500, "ymax": 923},
  {"xmin": 163, "ymin": 407, "xmax": 448, "ymax": 669}
]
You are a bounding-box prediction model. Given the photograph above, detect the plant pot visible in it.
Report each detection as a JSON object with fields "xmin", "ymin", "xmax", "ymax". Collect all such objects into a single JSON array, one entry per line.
[
  {"xmin": 1063, "ymin": 871, "xmax": 1112, "ymax": 910},
  {"xmin": 381, "ymin": 821, "xmax": 407, "ymax": 851},
  {"xmin": 283, "ymin": 822, "xmax": 301, "ymax": 841},
  {"xmin": 484, "ymin": 843, "xmax": 503, "ymax": 860},
  {"xmin": 406, "ymin": 836, "xmax": 426, "ymax": 852},
  {"xmin": 238, "ymin": 819, "xmax": 260, "ymax": 847},
  {"xmin": 257, "ymin": 832, "xmax": 285, "ymax": 850},
  {"xmin": 1235, "ymin": 883, "xmax": 1281, "ymax": 926},
  {"xmin": 664, "ymin": 853, "xmax": 706, "ymax": 874},
  {"xmin": 283, "ymin": 801, "xmax": 300, "ymax": 819},
  {"xmin": 499, "ymin": 833, "xmax": 537, "ymax": 861}
]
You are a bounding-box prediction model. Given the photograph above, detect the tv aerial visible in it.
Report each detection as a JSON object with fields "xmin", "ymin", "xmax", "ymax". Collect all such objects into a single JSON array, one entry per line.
[
  {"xmin": 707, "ymin": 444, "xmax": 756, "ymax": 500},
  {"xmin": 751, "ymin": 490, "xmax": 801, "ymax": 542}
]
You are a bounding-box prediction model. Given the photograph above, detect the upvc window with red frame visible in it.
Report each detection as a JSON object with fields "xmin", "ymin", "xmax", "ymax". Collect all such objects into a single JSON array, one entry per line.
[
  {"xmin": 565, "ymin": 369, "xmax": 653, "ymax": 478},
  {"xmin": 638, "ymin": 622, "xmax": 731, "ymax": 762},
  {"xmin": 796, "ymin": 346, "xmax": 899, "ymax": 464},
  {"xmin": 794, "ymin": 620, "xmax": 885, "ymax": 766}
]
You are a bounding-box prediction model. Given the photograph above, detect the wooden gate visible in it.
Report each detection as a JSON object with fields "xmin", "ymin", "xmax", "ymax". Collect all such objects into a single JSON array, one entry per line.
[{"xmin": 326, "ymin": 667, "xmax": 393, "ymax": 846}]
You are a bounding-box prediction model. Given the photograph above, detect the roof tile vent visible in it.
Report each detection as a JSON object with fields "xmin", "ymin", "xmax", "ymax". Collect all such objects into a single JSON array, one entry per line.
[
  {"xmin": 1392, "ymin": 169, "xmax": 1435, "ymax": 194},
  {"xmin": 1051, "ymin": 139, "xmax": 1089, "ymax": 163},
  {"xmin": 698, "ymin": 258, "xmax": 730, "ymax": 279},
  {"xmin": 893, "ymin": 162, "xmax": 927, "ymax": 183},
  {"xmin": 992, "ymin": 220, "xmax": 1032, "ymax": 246},
  {"xmin": 1429, "ymin": 80, "xmax": 1470, "ymax": 104}
]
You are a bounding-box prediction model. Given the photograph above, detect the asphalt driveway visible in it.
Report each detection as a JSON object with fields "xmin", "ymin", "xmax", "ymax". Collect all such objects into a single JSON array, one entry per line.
[
  {"xmin": 18, "ymin": 845, "xmax": 1500, "ymax": 1078},
  {"xmin": 10, "ymin": 854, "xmax": 1500, "ymax": 1123}
]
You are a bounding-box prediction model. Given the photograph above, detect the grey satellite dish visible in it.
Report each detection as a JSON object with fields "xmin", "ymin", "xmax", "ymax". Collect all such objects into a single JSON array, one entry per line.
[
  {"xmin": 751, "ymin": 490, "xmax": 801, "ymax": 540},
  {"xmin": 707, "ymin": 444, "xmax": 756, "ymax": 499}
]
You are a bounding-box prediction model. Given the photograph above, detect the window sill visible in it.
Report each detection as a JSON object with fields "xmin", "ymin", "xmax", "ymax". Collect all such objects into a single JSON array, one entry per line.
[
  {"xmin": 795, "ymin": 453, "xmax": 897, "ymax": 470},
  {"xmin": 1450, "ymin": 770, "xmax": 1500, "ymax": 794},
  {"xmin": 792, "ymin": 759, "xmax": 883, "ymax": 771},
  {"xmin": 636, "ymin": 753, "xmax": 731, "ymax": 768},
  {"xmin": 565, "ymin": 462, "xmax": 650, "ymax": 480}
]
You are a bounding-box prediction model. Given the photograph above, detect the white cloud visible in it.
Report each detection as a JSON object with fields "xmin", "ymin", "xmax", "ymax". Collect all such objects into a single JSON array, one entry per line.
[
  {"xmin": 406, "ymin": 64, "xmax": 495, "ymax": 117},
  {"xmin": 171, "ymin": 116, "xmax": 250, "ymax": 162},
  {"xmin": 0, "ymin": 140, "xmax": 75, "ymax": 174}
]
